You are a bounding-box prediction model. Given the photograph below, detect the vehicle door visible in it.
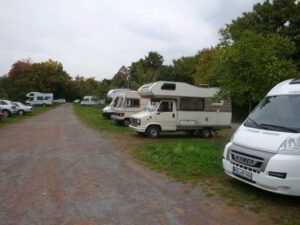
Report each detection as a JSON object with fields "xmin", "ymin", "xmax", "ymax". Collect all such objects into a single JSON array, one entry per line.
[{"xmin": 156, "ymin": 100, "xmax": 177, "ymax": 131}]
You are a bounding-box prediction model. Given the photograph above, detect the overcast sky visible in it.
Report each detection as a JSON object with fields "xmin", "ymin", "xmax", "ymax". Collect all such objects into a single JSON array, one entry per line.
[{"xmin": 0, "ymin": 0, "xmax": 263, "ymax": 80}]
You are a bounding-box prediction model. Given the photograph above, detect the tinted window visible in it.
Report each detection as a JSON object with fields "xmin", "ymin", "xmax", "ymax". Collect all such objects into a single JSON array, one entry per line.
[
  {"xmin": 158, "ymin": 101, "xmax": 173, "ymax": 112},
  {"xmin": 44, "ymin": 96, "xmax": 50, "ymax": 100},
  {"xmin": 180, "ymin": 97, "xmax": 204, "ymax": 111},
  {"xmin": 37, "ymin": 96, "xmax": 43, "ymax": 100},
  {"xmin": 161, "ymin": 83, "xmax": 176, "ymax": 90},
  {"xmin": 0, "ymin": 101, "xmax": 8, "ymax": 105}
]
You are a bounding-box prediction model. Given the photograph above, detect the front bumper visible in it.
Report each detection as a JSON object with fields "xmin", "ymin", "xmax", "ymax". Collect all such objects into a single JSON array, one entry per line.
[
  {"xmin": 223, "ymin": 154, "xmax": 300, "ymax": 196},
  {"xmin": 129, "ymin": 125, "xmax": 146, "ymax": 133}
]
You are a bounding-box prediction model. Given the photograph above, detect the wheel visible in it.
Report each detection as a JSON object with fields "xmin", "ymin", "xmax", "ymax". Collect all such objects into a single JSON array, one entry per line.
[
  {"xmin": 2, "ymin": 109, "xmax": 10, "ymax": 118},
  {"xmin": 123, "ymin": 119, "xmax": 130, "ymax": 126},
  {"xmin": 200, "ymin": 128, "xmax": 212, "ymax": 139},
  {"xmin": 42, "ymin": 103, "xmax": 46, "ymax": 107},
  {"xmin": 18, "ymin": 110, "xmax": 25, "ymax": 116},
  {"xmin": 146, "ymin": 126, "xmax": 160, "ymax": 138}
]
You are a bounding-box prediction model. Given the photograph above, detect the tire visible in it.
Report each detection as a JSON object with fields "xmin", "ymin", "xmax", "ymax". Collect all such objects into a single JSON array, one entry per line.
[
  {"xmin": 200, "ymin": 128, "xmax": 212, "ymax": 139},
  {"xmin": 123, "ymin": 119, "xmax": 130, "ymax": 127},
  {"xmin": 18, "ymin": 110, "xmax": 25, "ymax": 116},
  {"xmin": 2, "ymin": 109, "xmax": 11, "ymax": 118},
  {"xmin": 146, "ymin": 125, "xmax": 160, "ymax": 138},
  {"xmin": 42, "ymin": 103, "xmax": 46, "ymax": 107}
]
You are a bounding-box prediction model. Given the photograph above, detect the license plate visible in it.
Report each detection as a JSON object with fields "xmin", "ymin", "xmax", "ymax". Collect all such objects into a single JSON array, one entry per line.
[{"xmin": 233, "ymin": 167, "xmax": 252, "ymax": 181}]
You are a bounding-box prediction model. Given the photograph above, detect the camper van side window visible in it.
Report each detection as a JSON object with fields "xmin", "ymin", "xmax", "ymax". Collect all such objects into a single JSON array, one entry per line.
[
  {"xmin": 37, "ymin": 96, "xmax": 43, "ymax": 101},
  {"xmin": 125, "ymin": 99, "xmax": 140, "ymax": 108},
  {"xmin": 158, "ymin": 101, "xmax": 173, "ymax": 112},
  {"xmin": 180, "ymin": 97, "xmax": 204, "ymax": 111},
  {"xmin": 44, "ymin": 96, "xmax": 50, "ymax": 100},
  {"xmin": 161, "ymin": 83, "xmax": 176, "ymax": 90}
]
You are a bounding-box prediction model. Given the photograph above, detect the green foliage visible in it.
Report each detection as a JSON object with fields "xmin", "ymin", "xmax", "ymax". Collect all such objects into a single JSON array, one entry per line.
[
  {"xmin": 221, "ymin": 0, "xmax": 300, "ymax": 67},
  {"xmin": 193, "ymin": 47, "xmax": 221, "ymax": 86},
  {"xmin": 216, "ymin": 33, "xmax": 297, "ymax": 109}
]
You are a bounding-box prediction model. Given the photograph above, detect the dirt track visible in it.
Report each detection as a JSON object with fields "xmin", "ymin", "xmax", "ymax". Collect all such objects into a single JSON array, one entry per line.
[{"xmin": 0, "ymin": 104, "xmax": 272, "ymax": 225}]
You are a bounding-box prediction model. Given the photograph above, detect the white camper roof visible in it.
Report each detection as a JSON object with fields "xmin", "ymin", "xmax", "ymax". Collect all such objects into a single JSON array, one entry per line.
[
  {"xmin": 106, "ymin": 89, "xmax": 130, "ymax": 98},
  {"xmin": 115, "ymin": 91, "xmax": 141, "ymax": 99},
  {"xmin": 267, "ymin": 79, "xmax": 300, "ymax": 96},
  {"xmin": 138, "ymin": 81, "xmax": 219, "ymax": 98},
  {"xmin": 26, "ymin": 92, "xmax": 53, "ymax": 97}
]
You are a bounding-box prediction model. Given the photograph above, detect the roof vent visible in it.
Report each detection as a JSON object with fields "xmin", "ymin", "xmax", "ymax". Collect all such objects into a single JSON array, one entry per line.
[{"xmin": 289, "ymin": 79, "xmax": 300, "ymax": 84}]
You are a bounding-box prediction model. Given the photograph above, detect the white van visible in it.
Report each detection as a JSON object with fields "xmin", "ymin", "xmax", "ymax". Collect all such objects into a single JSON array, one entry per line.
[
  {"xmin": 111, "ymin": 91, "xmax": 150, "ymax": 126},
  {"xmin": 223, "ymin": 79, "xmax": 300, "ymax": 196},
  {"xmin": 80, "ymin": 96, "xmax": 99, "ymax": 106},
  {"xmin": 25, "ymin": 92, "xmax": 53, "ymax": 106},
  {"xmin": 129, "ymin": 81, "xmax": 231, "ymax": 138},
  {"xmin": 102, "ymin": 89, "xmax": 129, "ymax": 119}
]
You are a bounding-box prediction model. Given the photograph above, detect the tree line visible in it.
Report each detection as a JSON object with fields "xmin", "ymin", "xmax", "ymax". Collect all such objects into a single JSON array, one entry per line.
[{"xmin": 0, "ymin": 0, "xmax": 299, "ymax": 114}]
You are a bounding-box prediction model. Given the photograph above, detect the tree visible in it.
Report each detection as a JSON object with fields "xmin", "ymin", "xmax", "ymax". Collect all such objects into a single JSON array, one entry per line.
[
  {"xmin": 144, "ymin": 51, "xmax": 164, "ymax": 70},
  {"xmin": 221, "ymin": 0, "xmax": 300, "ymax": 67},
  {"xmin": 215, "ymin": 32, "xmax": 297, "ymax": 112},
  {"xmin": 172, "ymin": 56, "xmax": 197, "ymax": 84},
  {"xmin": 193, "ymin": 47, "xmax": 221, "ymax": 86}
]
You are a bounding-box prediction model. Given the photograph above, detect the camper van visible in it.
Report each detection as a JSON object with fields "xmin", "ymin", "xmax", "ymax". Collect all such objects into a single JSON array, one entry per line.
[
  {"xmin": 80, "ymin": 96, "xmax": 99, "ymax": 106},
  {"xmin": 111, "ymin": 91, "xmax": 150, "ymax": 126},
  {"xmin": 223, "ymin": 79, "xmax": 300, "ymax": 196},
  {"xmin": 102, "ymin": 89, "xmax": 129, "ymax": 118},
  {"xmin": 25, "ymin": 92, "xmax": 53, "ymax": 106},
  {"xmin": 129, "ymin": 81, "xmax": 231, "ymax": 138}
]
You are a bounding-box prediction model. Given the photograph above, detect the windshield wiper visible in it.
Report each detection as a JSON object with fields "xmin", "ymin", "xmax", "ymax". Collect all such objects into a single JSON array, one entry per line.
[
  {"xmin": 260, "ymin": 123, "xmax": 298, "ymax": 133},
  {"xmin": 247, "ymin": 117, "xmax": 265, "ymax": 129}
]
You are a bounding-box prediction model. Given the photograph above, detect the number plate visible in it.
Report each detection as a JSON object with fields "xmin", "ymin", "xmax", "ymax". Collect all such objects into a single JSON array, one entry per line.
[{"xmin": 233, "ymin": 167, "xmax": 252, "ymax": 181}]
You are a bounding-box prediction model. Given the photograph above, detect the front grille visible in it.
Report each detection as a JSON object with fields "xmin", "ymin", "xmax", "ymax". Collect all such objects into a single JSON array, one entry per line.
[{"xmin": 230, "ymin": 150, "xmax": 264, "ymax": 173}]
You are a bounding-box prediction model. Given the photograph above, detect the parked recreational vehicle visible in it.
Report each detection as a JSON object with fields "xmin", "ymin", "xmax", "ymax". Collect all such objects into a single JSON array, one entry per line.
[
  {"xmin": 129, "ymin": 81, "xmax": 231, "ymax": 138},
  {"xmin": 223, "ymin": 79, "xmax": 300, "ymax": 196},
  {"xmin": 111, "ymin": 91, "xmax": 150, "ymax": 126},
  {"xmin": 80, "ymin": 96, "xmax": 99, "ymax": 106},
  {"xmin": 102, "ymin": 89, "xmax": 129, "ymax": 118},
  {"xmin": 25, "ymin": 92, "xmax": 53, "ymax": 106}
]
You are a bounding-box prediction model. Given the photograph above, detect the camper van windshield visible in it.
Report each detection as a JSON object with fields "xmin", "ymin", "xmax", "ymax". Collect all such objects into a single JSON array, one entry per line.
[
  {"xmin": 245, "ymin": 95, "xmax": 300, "ymax": 133},
  {"xmin": 144, "ymin": 101, "xmax": 159, "ymax": 112},
  {"xmin": 116, "ymin": 97, "xmax": 124, "ymax": 107}
]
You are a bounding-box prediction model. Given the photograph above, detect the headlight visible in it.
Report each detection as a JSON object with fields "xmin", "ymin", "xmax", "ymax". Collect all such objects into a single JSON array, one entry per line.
[{"xmin": 278, "ymin": 134, "xmax": 300, "ymax": 154}]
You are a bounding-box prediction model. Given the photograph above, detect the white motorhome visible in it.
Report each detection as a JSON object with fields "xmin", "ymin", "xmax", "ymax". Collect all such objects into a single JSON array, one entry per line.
[
  {"xmin": 111, "ymin": 91, "xmax": 150, "ymax": 126},
  {"xmin": 223, "ymin": 79, "xmax": 300, "ymax": 196},
  {"xmin": 25, "ymin": 92, "xmax": 53, "ymax": 106},
  {"xmin": 129, "ymin": 81, "xmax": 231, "ymax": 138},
  {"xmin": 102, "ymin": 89, "xmax": 129, "ymax": 119},
  {"xmin": 80, "ymin": 96, "xmax": 100, "ymax": 106}
]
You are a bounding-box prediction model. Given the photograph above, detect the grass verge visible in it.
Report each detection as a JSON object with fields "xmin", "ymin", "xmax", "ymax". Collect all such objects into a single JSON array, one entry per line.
[
  {"xmin": 73, "ymin": 104, "xmax": 133, "ymax": 134},
  {"xmin": 73, "ymin": 104, "xmax": 300, "ymax": 225},
  {"xmin": 0, "ymin": 104, "xmax": 58, "ymax": 129}
]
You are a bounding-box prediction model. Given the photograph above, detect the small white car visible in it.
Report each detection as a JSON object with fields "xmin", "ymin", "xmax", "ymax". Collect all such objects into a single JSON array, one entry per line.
[
  {"xmin": 13, "ymin": 102, "xmax": 32, "ymax": 115},
  {"xmin": 0, "ymin": 100, "xmax": 17, "ymax": 117},
  {"xmin": 54, "ymin": 98, "xmax": 66, "ymax": 103},
  {"xmin": 73, "ymin": 99, "xmax": 81, "ymax": 103}
]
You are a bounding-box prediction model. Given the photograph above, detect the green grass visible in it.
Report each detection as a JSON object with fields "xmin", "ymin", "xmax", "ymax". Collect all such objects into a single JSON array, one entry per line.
[
  {"xmin": 73, "ymin": 105, "xmax": 300, "ymax": 225},
  {"xmin": 0, "ymin": 104, "xmax": 58, "ymax": 129},
  {"xmin": 73, "ymin": 103, "xmax": 133, "ymax": 134}
]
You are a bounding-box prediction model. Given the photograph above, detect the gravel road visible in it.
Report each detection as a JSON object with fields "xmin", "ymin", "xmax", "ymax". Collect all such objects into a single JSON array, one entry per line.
[{"xmin": 0, "ymin": 104, "xmax": 272, "ymax": 225}]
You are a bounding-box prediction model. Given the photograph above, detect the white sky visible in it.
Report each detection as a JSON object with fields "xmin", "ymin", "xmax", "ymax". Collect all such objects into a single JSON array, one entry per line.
[{"xmin": 0, "ymin": 0, "xmax": 263, "ymax": 80}]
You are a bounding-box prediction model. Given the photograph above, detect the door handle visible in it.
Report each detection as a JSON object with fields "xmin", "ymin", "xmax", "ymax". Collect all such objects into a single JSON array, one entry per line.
[{"xmin": 172, "ymin": 113, "xmax": 175, "ymax": 118}]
